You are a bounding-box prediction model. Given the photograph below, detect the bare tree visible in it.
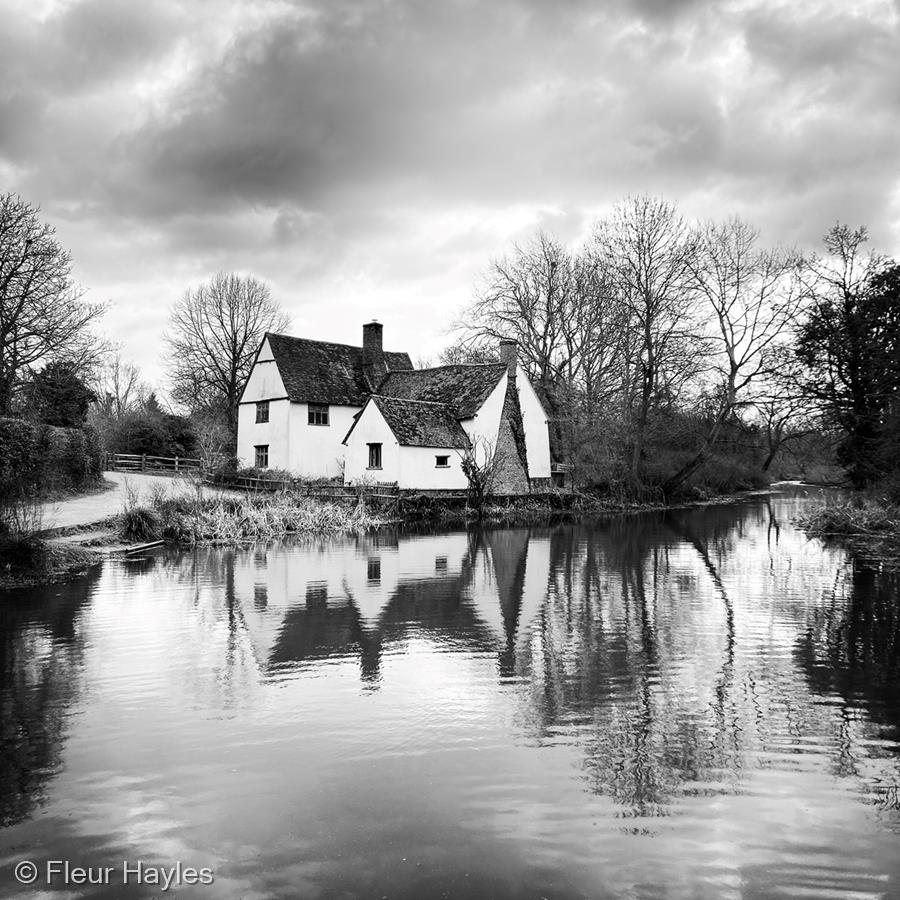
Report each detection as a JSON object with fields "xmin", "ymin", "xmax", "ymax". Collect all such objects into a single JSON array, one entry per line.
[
  {"xmin": 0, "ymin": 193, "xmax": 106, "ymax": 414},
  {"xmin": 662, "ymin": 218, "xmax": 802, "ymax": 492},
  {"xmin": 592, "ymin": 196, "xmax": 702, "ymax": 483},
  {"xmin": 165, "ymin": 272, "xmax": 289, "ymax": 441},
  {"xmin": 92, "ymin": 353, "xmax": 148, "ymax": 417},
  {"xmin": 458, "ymin": 232, "xmax": 573, "ymax": 384}
]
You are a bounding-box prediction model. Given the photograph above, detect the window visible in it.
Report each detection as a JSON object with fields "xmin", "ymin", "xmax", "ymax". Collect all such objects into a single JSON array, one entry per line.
[
  {"xmin": 367, "ymin": 557, "xmax": 381, "ymax": 583},
  {"xmin": 435, "ymin": 455, "xmax": 450, "ymax": 468},
  {"xmin": 255, "ymin": 400, "xmax": 269, "ymax": 423},
  {"xmin": 367, "ymin": 443, "xmax": 382, "ymax": 470},
  {"xmin": 308, "ymin": 403, "xmax": 329, "ymax": 426},
  {"xmin": 435, "ymin": 556, "xmax": 447, "ymax": 574},
  {"xmin": 254, "ymin": 444, "xmax": 269, "ymax": 468}
]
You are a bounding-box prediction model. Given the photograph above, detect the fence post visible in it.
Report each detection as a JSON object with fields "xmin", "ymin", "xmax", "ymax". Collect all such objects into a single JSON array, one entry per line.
[
  {"xmin": 175, "ymin": 456, "xmax": 179, "ymax": 473},
  {"xmin": 141, "ymin": 454, "xmax": 146, "ymax": 472}
]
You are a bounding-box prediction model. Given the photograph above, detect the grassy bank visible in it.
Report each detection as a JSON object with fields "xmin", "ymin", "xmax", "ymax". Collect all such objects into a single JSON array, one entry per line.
[
  {"xmin": 797, "ymin": 497, "xmax": 900, "ymax": 567},
  {"xmin": 121, "ymin": 488, "xmax": 383, "ymax": 545},
  {"xmin": 0, "ymin": 536, "xmax": 101, "ymax": 589},
  {"xmin": 797, "ymin": 498, "xmax": 900, "ymax": 537}
]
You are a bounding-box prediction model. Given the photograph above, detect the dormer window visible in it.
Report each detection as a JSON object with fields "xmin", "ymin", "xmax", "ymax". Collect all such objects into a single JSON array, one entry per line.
[
  {"xmin": 308, "ymin": 403, "xmax": 329, "ymax": 426},
  {"xmin": 255, "ymin": 400, "xmax": 269, "ymax": 423}
]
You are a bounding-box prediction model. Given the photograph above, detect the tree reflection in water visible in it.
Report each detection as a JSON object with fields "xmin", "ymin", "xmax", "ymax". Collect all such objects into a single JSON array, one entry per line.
[{"xmin": 0, "ymin": 568, "xmax": 100, "ymax": 826}]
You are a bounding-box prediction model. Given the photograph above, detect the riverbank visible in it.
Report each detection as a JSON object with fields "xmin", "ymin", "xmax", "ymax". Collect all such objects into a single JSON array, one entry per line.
[
  {"xmin": 3, "ymin": 481, "xmax": 779, "ymax": 589},
  {"xmin": 796, "ymin": 497, "xmax": 900, "ymax": 567},
  {"xmin": 0, "ymin": 538, "xmax": 102, "ymax": 588},
  {"xmin": 120, "ymin": 490, "xmax": 383, "ymax": 545}
]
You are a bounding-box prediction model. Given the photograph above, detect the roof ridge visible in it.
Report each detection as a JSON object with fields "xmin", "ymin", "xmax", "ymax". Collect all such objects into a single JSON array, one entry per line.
[
  {"xmin": 372, "ymin": 394, "xmax": 455, "ymax": 408},
  {"xmin": 383, "ymin": 362, "xmax": 504, "ymax": 374},
  {"xmin": 267, "ymin": 331, "xmax": 409, "ymax": 356}
]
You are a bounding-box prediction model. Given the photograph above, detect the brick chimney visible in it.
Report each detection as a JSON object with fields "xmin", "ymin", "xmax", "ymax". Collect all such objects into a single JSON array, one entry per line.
[
  {"xmin": 363, "ymin": 320, "xmax": 386, "ymax": 387},
  {"xmin": 499, "ymin": 339, "xmax": 517, "ymax": 376}
]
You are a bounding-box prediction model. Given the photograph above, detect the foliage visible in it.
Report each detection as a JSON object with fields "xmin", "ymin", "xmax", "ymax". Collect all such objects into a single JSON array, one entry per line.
[
  {"xmin": 795, "ymin": 226, "xmax": 900, "ymax": 488},
  {"xmin": 90, "ymin": 392, "xmax": 197, "ymax": 458},
  {"xmin": 0, "ymin": 192, "xmax": 107, "ymax": 414},
  {"xmin": 28, "ymin": 360, "xmax": 97, "ymax": 427},
  {"xmin": 0, "ymin": 417, "xmax": 102, "ymax": 500}
]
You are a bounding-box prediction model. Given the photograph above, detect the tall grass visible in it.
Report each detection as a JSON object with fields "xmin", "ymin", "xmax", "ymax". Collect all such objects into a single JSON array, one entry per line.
[
  {"xmin": 797, "ymin": 497, "xmax": 900, "ymax": 536},
  {"xmin": 0, "ymin": 489, "xmax": 47, "ymax": 575},
  {"xmin": 119, "ymin": 487, "xmax": 380, "ymax": 546}
]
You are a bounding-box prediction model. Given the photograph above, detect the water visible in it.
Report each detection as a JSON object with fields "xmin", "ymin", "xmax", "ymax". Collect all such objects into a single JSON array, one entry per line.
[{"xmin": 1, "ymin": 485, "xmax": 899, "ymax": 898}]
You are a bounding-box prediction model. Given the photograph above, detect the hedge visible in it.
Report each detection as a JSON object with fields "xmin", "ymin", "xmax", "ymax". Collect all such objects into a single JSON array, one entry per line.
[{"xmin": 0, "ymin": 417, "xmax": 103, "ymax": 499}]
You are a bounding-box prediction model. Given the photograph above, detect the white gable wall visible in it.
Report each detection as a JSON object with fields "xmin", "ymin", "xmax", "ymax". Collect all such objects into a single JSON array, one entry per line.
[
  {"xmin": 516, "ymin": 365, "xmax": 552, "ymax": 479},
  {"xmin": 344, "ymin": 403, "xmax": 470, "ymax": 489},
  {"xmin": 460, "ymin": 372, "xmax": 507, "ymax": 464},
  {"xmin": 344, "ymin": 402, "xmax": 400, "ymax": 484},
  {"xmin": 238, "ymin": 338, "xmax": 361, "ymax": 477},
  {"xmin": 240, "ymin": 339, "xmax": 283, "ymax": 403}
]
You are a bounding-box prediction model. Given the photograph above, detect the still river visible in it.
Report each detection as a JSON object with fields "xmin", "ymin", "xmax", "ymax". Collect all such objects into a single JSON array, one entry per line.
[{"xmin": 1, "ymin": 485, "xmax": 899, "ymax": 899}]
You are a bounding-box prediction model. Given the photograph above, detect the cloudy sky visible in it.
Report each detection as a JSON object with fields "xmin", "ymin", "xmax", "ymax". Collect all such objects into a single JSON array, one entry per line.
[{"xmin": 2, "ymin": 0, "xmax": 899, "ymax": 389}]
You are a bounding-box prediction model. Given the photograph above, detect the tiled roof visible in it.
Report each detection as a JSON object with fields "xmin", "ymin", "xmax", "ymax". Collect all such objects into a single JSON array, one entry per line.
[
  {"xmin": 377, "ymin": 364, "xmax": 507, "ymax": 418},
  {"xmin": 372, "ymin": 396, "xmax": 470, "ymax": 448},
  {"xmin": 265, "ymin": 333, "xmax": 413, "ymax": 405}
]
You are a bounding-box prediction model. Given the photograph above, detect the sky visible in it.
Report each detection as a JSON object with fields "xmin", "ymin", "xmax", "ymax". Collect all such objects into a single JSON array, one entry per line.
[{"xmin": 2, "ymin": 0, "xmax": 899, "ymax": 391}]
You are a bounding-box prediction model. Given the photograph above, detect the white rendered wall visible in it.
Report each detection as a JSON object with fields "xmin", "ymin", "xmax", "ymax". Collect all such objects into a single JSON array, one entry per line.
[
  {"xmin": 399, "ymin": 446, "xmax": 468, "ymax": 490},
  {"xmin": 344, "ymin": 404, "xmax": 470, "ymax": 489},
  {"xmin": 239, "ymin": 340, "xmax": 283, "ymax": 403},
  {"xmin": 460, "ymin": 373, "xmax": 507, "ymax": 463},
  {"xmin": 343, "ymin": 403, "xmax": 400, "ymax": 484},
  {"xmin": 517, "ymin": 365, "xmax": 552, "ymax": 478},
  {"xmin": 237, "ymin": 398, "xmax": 291, "ymax": 470},
  {"xmin": 286, "ymin": 402, "xmax": 359, "ymax": 479}
]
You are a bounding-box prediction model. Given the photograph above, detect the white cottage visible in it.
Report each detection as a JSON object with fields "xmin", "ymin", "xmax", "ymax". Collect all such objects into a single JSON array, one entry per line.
[
  {"xmin": 237, "ymin": 324, "xmax": 553, "ymax": 492},
  {"xmin": 342, "ymin": 341, "xmax": 552, "ymax": 492},
  {"xmin": 236, "ymin": 322, "xmax": 413, "ymax": 478}
]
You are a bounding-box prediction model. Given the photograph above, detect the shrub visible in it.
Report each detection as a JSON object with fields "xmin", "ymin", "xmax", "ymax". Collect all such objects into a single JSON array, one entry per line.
[
  {"xmin": 120, "ymin": 505, "xmax": 162, "ymax": 541},
  {"xmin": 119, "ymin": 484, "xmax": 162, "ymax": 541},
  {"xmin": 0, "ymin": 489, "xmax": 47, "ymax": 575},
  {"xmin": 0, "ymin": 417, "xmax": 102, "ymax": 499}
]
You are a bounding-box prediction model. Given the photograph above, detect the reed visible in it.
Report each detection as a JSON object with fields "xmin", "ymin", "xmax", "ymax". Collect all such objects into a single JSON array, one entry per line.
[
  {"xmin": 123, "ymin": 488, "xmax": 382, "ymax": 546},
  {"xmin": 797, "ymin": 498, "xmax": 900, "ymax": 536}
]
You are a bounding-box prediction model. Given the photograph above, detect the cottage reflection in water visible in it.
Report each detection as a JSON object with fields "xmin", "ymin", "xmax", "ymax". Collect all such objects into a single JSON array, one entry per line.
[{"xmin": 231, "ymin": 530, "xmax": 552, "ymax": 687}]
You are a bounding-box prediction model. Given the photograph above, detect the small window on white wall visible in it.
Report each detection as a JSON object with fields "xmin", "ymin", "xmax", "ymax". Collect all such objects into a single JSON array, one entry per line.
[
  {"xmin": 256, "ymin": 401, "xmax": 269, "ymax": 423},
  {"xmin": 368, "ymin": 443, "xmax": 382, "ymax": 469},
  {"xmin": 254, "ymin": 445, "xmax": 269, "ymax": 468},
  {"xmin": 435, "ymin": 455, "xmax": 449, "ymax": 468},
  {"xmin": 308, "ymin": 403, "xmax": 329, "ymax": 426}
]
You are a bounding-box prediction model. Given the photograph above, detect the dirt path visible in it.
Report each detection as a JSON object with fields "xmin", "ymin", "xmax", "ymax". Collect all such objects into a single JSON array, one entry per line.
[{"xmin": 37, "ymin": 471, "xmax": 220, "ymax": 532}]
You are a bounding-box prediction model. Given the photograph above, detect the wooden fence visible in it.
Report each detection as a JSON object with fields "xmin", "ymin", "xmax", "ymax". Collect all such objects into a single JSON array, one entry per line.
[
  {"xmin": 107, "ymin": 452, "xmax": 202, "ymax": 473},
  {"xmin": 206, "ymin": 471, "xmax": 400, "ymax": 503},
  {"xmin": 105, "ymin": 455, "xmax": 398, "ymax": 503}
]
